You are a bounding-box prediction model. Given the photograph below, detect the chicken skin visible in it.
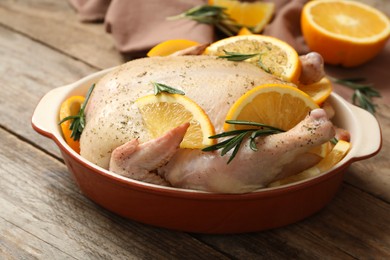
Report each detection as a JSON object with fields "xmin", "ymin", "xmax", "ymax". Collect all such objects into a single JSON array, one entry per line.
[
  {"xmin": 110, "ymin": 109, "xmax": 334, "ymax": 193},
  {"xmin": 81, "ymin": 56, "xmax": 335, "ymax": 193},
  {"xmin": 81, "ymin": 56, "xmax": 285, "ymax": 168}
]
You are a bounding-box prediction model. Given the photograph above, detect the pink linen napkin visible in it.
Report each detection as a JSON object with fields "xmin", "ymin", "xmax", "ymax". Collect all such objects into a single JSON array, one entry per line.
[
  {"xmin": 69, "ymin": 0, "xmax": 214, "ymax": 55},
  {"xmin": 69, "ymin": 0, "xmax": 390, "ymax": 103},
  {"xmin": 69, "ymin": 0, "xmax": 110, "ymax": 22}
]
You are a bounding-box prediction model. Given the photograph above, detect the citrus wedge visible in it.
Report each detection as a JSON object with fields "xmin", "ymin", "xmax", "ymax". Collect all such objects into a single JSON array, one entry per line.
[
  {"xmin": 147, "ymin": 39, "xmax": 200, "ymax": 57},
  {"xmin": 269, "ymin": 140, "xmax": 351, "ymax": 187},
  {"xmin": 59, "ymin": 96, "xmax": 85, "ymax": 154},
  {"xmin": 301, "ymin": 0, "xmax": 390, "ymax": 67},
  {"xmin": 237, "ymin": 27, "xmax": 254, "ymax": 36},
  {"xmin": 308, "ymin": 141, "xmax": 333, "ymax": 159},
  {"xmin": 135, "ymin": 93, "xmax": 215, "ymax": 149},
  {"xmin": 209, "ymin": 0, "xmax": 275, "ymax": 33},
  {"xmin": 204, "ymin": 35, "xmax": 301, "ymax": 83},
  {"xmin": 298, "ymin": 77, "xmax": 333, "ymax": 105},
  {"xmin": 314, "ymin": 140, "xmax": 351, "ymax": 171},
  {"xmin": 224, "ymin": 83, "xmax": 319, "ymax": 131}
]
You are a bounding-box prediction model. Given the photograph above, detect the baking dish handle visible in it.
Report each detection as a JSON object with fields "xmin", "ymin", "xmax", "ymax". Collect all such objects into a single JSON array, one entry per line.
[
  {"xmin": 348, "ymin": 104, "xmax": 382, "ymax": 159},
  {"xmin": 31, "ymin": 86, "xmax": 69, "ymax": 138},
  {"xmin": 32, "ymin": 68, "xmax": 113, "ymax": 139}
]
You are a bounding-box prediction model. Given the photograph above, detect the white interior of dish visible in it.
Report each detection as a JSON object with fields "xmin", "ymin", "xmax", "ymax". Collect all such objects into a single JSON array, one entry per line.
[{"xmin": 32, "ymin": 67, "xmax": 381, "ymax": 194}]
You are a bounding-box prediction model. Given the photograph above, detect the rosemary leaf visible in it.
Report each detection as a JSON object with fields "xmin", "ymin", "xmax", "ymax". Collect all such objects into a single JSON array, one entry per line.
[
  {"xmin": 218, "ymin": 50, "xmax": 260, "ymax": 61},
  {"xmin": 249, "ymin": 129, "xmax": 283, "ymax": 152},
  {"xmin": 168, "ymin": 5, "xmax": 242, "ymax": 36},
  {"xmin": 221, "ymin": 132, "xmax": 248, "ymax": 156},
  {"xmin": 354, "ymin": 90, "xmax": 376, "ymax": 114},
  {"xmin": 168, "ymin": 5, "xmax": 225, "ymax": 24},
  {"xmin": 249, "ymin": 136, "xmax": 258, "ymax": 152},
  {"xmin": 217, "ymin": 51, "xmax": 271, "ymax": 74},
  {"xmin": 251, "ymin": 129, "xmax": 282, "ymax": 138},
  {"xmin": 227, "ymin": 135, "xmax": 246, "ymax": 164},
  {"xmin": 225, "ymin": 120, "xmax": 284, "ymax": 132},
  {"xmin": 58, "ymin": 83, "xmax": 95, "ymax": 141},
  {"xmin": 330, "ymin": 137, "xmax": 338, "ymax": 145},
  {"xmin": 202, "ymin": 139, "xmax": 232, "ymax": 152},
  {"xmin": 257, "ymin": 57, "xmax": 271, "ymax": 73},
  {"xmin": 208, "ymin": 129, "xmax": 253, "ymax": 139},
  {"xmin": 329, "ymin": 76, "xmax": 381, "ymax": 114},
  {"xmin": 336, "ymin": 77, "xmax": 366, "ymax": 83},
  {"xmin": 152, "ymin": 82, "xmax": 185, "ymax": 95},
  {"xmin": 202, "ymin": 120, "xmax": 285, "ymax": 163}
]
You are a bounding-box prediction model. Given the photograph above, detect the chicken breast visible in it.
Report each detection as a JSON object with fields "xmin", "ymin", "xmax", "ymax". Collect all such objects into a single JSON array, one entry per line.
[
  {"xmin": 81, "ymin": 55, "xmax": 335, "ymax": 193},
  {"xmin": 81, "ymin": 56, "xmax": 285, "ymax": 168}
]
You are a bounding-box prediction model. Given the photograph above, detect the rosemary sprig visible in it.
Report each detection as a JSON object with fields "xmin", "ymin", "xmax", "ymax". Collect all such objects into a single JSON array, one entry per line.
[
  {"xmin": 58, "ymin": 83, "xmax": 95, "ymax": 141},
  {"xmin": 330, "ymin": 137, "xmax": 338, "ymax": 145},
  {"xmin": 152, "ymin": 82, "xmax": 185, "ymax": 95},
  {"xmin": 329, "ymin": 76, "xmax": 381, "ymax": 114},
  {"xmin": 218, "ymin": 50, "xmax": 271, "ymax": 74},
  {"xmin": 168, "ymin": 5, "xmax": 244, "ymax": 36},
  {"xmin": 202, "ymin": 120, "xmax": 285, "ymax": 164},
  {"xmin": 218, "ymin": 50, "xmax": 260, "ymax": 61}
]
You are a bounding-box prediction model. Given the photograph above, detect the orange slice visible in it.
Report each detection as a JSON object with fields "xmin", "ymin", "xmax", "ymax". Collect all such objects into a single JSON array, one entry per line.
[
  {"xmin": 224, "ymin": 83, "xmax": 319, "ymax": 131},
  {"xmin": 298, "ymin": 77, "xmax": 333, "ymax": 105},
  {"xmin": 269, "ymin": 140, "xmax": 351, "ymax": 187},
  {"xmin": 209, "ymin": 0, "xmax": 274, "ymax": 33},
  {"xmin": 59, "ymin": 96, "xmax": 85, "ymax": 153},
  {"xmin": 147, "ymin": 39, "xmax": 200, "ymax": 57},
  {"xmin": 204, "ymin": 35, "xmax": 302, "ymax": 83},
  {"xmin": 301, "ymin": 0, "xmax": 390, "ymax": 67},
  {"xmin": 135, "ymin": 93, "xmax": 215, "ymax": 149}
]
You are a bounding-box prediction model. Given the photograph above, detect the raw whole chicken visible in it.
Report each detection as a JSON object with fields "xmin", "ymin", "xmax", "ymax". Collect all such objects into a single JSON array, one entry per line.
[{"xmin": 81, "ymin": 55, "xmax": 335, "ymax": 193}]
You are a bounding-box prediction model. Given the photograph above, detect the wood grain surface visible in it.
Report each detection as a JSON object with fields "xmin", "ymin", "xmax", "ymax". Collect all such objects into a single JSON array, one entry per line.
[{"xmin": 1, "ymin": 0, "xmax": 389, "ymax": 258}]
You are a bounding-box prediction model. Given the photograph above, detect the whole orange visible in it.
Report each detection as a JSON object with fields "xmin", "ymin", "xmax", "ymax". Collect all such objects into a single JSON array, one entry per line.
[{"xmin": 301, "ymin": 0, "xmax": 390, "ymax": 67}]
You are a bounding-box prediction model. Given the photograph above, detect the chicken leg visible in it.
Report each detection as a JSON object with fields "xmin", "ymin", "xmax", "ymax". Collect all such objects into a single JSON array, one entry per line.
[{"xmin": 109, "ymin": 109, "xmax": 335, "ymax": 193}]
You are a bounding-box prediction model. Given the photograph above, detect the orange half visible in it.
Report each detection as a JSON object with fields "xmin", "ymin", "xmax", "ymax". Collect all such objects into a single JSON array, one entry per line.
[{"xmin": 301, "ymin": 0, "xmax": 390, "ymax": 66}]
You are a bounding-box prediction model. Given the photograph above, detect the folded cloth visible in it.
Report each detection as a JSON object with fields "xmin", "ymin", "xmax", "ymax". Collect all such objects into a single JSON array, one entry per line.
[
  {"xmin": 69, "ymin": 0, "xmax": 389, "ymax": 103},
  {"xmin": 69, "ymin": 0, "xmax": 214, "ymax": 55},
  {"xmin": 69, "ymin": 0, "xmax": 110, "ymax": 22},
  {"xmin": 69, "ymin": 0, "xmax": 304, "ymax": 54},
  {"xmin": 263, "ymin": 0, "xmax": 309, "ymax": 54}
]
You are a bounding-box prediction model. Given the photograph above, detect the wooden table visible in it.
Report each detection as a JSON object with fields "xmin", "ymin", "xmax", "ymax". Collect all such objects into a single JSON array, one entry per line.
[{"xmin": 1, "ymin": 0, "xmax": 389, "ymax": 258}]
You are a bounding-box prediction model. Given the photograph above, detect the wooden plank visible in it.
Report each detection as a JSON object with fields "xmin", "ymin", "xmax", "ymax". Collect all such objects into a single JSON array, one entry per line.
[
  {"xmin": 301, "ymin": 186, "xmax": 390, "ymax": 258},
  {"xmin": 196, "ymin": 185, "xmax": 390, "ymax": 259},
  {"xmin": 0, "ymin": 0, "xmax": 124, "ymax": 70},
  {"xmin": 0, "ymin": 128, "xmax": 228, "ymax": 259},
  {"xmin": 4, "ymin": 117, "xmax": 389, "ymax": 259},
  {"xmin": 0, "ymin": 218, "xmax": 72, "ymax": 259},
  {"xmin": 344, "ymin": 104, "xmax": 390, "ymax": 202},
  {"xmin": 0, "ymin": 24, "xmax": 97, "ymax": 158}
]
